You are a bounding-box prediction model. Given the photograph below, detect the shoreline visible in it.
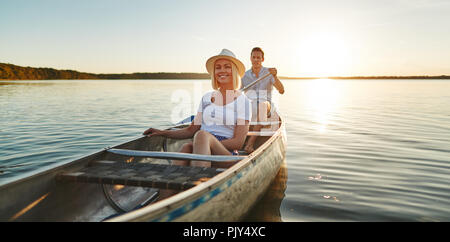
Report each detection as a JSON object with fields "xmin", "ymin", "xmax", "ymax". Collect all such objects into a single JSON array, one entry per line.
[{"xmin": 1, "ymin": 63, "xmax": 449, "ymax": 80}]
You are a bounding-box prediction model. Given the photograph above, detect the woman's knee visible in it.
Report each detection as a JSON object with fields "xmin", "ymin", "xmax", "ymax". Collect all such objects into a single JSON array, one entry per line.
[
  {"xmin": 193, "ymin": 130, "xmax": 211, "ymax": 142},
  {"xmin": 179, "ymin": 142, "xmax": 193, "ymax": 153},
  {"xmin": 173, "ymin": 142, "xmax": 193, "ymax": 166}
]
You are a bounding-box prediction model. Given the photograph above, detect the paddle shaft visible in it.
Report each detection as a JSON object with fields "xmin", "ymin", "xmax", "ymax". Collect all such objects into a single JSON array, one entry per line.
[{"xmin": 242, "ymin": 72, "xmax": 272, "ymax": 91}]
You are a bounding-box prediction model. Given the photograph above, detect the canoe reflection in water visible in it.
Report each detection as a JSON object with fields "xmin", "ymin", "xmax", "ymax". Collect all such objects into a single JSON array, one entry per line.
[{"xmin": 243, "ymin": 159, "xmax": 287, "ymax": 222}]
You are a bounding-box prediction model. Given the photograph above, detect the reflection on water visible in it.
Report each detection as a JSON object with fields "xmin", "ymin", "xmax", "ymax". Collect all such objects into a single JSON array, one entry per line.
[
  {"xmin": 305, "ymin": 79, "xmax": 341, "ymax": 133},
  {"xmin": 278, "ymin": 79, "xmax": 450, "ymax": 221},
  {"xmin": 243, "ymin": 160, "xmax": 287, "ymax": 222}
]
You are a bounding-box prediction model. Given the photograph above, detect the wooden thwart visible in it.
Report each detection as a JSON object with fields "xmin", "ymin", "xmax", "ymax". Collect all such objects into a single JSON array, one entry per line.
[{"xmin": 56, "ymin": 160, "xmax": 223, "ymax": 190}]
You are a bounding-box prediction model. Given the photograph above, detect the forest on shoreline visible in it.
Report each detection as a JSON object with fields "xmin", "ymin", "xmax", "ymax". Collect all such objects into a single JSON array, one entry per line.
[
  {"xmin": 0, "ymin": 63, "xmax": 210, "ymax": 80},
  {"xmin": 1, "ymin": 62, "xmax": 449, "ymax": 80}
]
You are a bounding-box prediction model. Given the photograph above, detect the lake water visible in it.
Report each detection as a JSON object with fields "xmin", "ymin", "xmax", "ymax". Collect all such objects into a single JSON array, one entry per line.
[{"xmin": 1, "ymin": 79, "xmax": 449, "ymax": 221}]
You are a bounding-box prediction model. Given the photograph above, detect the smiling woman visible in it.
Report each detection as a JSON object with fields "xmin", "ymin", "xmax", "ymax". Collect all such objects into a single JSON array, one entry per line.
[{"xmin": 296, "ymin": 32, "xmax": 353, "ymax": 77}]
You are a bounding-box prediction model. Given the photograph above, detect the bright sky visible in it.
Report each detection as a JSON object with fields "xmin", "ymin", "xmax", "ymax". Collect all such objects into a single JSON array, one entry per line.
[{"xmin": 1, "ymin": 0, "xmax": 450, "ymax": 77}]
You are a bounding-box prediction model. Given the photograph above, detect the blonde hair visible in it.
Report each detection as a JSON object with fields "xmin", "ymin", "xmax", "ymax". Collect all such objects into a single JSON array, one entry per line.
[{"xmin": 211, "ymin": 61, "xmax": 242, "ymax": 90}]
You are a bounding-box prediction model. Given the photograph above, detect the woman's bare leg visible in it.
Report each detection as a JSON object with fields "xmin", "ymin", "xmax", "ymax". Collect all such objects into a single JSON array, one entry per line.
[
  {"xmin": 171, "ymin": 142, "xmax": 192, "ymax": 166},
  {"xmin": 191, "ymin": 130, "xmax": 231, "ymax": 167}
]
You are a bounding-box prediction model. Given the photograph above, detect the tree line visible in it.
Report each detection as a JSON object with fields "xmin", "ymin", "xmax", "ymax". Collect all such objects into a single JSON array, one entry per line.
[
  {"xmin": 0, "ymin": 63, "xmax": 210, "ymax": 80},
  {"xmin": 1, "ymin": 62, "xmax": 448, "ymax": 80}
]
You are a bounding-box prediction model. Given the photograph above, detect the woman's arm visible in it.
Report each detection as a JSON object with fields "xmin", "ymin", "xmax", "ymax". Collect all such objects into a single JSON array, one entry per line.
[
  {"xmin": 143, "ymin": 112, "xmax": 202, "ymax": 139},
  {"xmin": 220, "ymin": 119, "xmax": 250, "ymax": 151}
]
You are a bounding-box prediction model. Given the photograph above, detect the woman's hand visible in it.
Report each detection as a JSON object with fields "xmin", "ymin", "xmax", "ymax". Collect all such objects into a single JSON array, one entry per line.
[{"xmin": 143, "ymin": 128, "xmax": 166, "ymax": 137}]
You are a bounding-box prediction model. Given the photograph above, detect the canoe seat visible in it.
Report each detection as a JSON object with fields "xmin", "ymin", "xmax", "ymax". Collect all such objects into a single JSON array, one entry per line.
[{"xmin": 56, "ymin": 160, "xmax": 223, "ymax": 190}]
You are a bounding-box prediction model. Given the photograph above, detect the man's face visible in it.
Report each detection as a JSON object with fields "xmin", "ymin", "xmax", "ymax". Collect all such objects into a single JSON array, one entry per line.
[{"xmin": 251, "ymin": 51, "xmax": 264, "ymax": 68}]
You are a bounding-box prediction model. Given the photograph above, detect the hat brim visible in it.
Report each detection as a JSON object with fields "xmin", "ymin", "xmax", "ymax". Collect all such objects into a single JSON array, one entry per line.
[{"xmin": 206, "ymin": 55, "xmax": 245, "ymax": 78}]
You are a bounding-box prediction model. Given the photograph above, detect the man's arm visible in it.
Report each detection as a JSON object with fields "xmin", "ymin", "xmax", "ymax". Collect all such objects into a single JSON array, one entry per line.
[{"xmin": 269, "ymin": 68, "xmax": 285, "ymax": 94}]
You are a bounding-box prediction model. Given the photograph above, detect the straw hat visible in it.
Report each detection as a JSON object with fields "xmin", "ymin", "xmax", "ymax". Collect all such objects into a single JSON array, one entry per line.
[{"xmin": 205, "ymin": 49, "xmax": 245, "ymax": 77}]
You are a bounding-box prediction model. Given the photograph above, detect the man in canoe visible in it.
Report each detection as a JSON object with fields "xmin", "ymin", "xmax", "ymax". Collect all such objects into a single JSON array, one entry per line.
[
  {"xmin": 241, "ymin": 47, "xmax": 285, "ymax": 153},
  {"xmin": 143, "ymin": 49, "xmax": 252, "ymax": 167}
]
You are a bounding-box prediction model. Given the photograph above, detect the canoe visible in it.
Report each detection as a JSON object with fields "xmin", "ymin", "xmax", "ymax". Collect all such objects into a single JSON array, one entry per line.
[{"xmin": 0, "ymin": 112, "xmax": 287, "ymax": 222}]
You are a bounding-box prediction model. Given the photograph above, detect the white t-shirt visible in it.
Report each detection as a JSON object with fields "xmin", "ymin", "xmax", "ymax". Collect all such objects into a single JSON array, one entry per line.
[{"xmin": 197, "ymin": 91, "xmax": 252, "ymax": 138}]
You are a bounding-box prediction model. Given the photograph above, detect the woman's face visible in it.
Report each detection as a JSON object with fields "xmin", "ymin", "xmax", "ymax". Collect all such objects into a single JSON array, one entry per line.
[{"xmin": 214, "ymin": 59, "xmax": 233, "ymax": 85}]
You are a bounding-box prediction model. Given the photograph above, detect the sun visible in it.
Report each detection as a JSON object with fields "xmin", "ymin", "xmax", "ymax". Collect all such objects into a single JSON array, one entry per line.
[{"xmin": 296, "ymin": 32, "xmax": 352, "ymax": 77}]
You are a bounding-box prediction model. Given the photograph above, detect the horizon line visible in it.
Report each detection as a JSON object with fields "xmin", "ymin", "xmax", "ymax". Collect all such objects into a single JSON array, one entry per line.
[{"xmin": 1, "ymin": 62, "xmax": 449, "ymax": 80}]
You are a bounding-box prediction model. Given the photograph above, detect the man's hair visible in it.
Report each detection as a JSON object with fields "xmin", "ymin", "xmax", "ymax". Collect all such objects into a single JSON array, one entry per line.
[{"xmin": 251, "ymin": 47, "xmax": 264, "ymax": 58}]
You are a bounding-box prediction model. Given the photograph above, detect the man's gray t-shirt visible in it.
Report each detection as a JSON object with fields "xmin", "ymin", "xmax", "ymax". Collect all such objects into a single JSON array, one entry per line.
[{"xmin": 241, "ymin": 67, "xmax": 275, "ymax": 102}]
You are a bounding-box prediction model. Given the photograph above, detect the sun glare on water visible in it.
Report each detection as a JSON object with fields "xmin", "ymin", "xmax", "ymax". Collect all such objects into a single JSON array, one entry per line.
[{"xmin": 305, "ymin": 78, "xmax": 341, "ymax": 133}]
